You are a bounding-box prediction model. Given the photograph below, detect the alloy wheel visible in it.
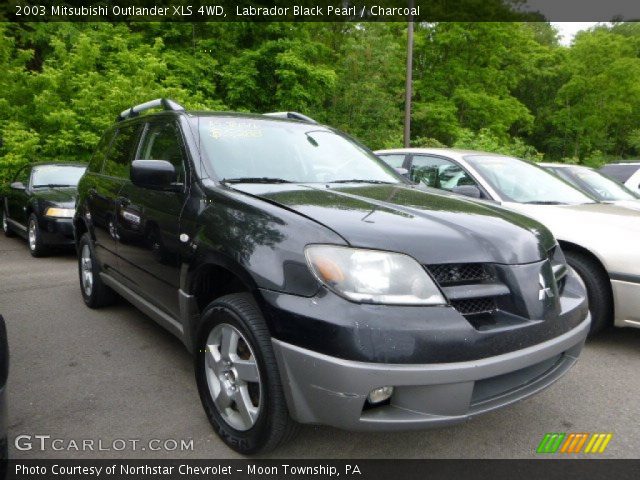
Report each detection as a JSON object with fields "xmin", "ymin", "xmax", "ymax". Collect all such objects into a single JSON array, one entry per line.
[
  {"xmin": 204, "ymin": 323, "xmax": 262, "ymax": 431},
  {"xmin": 28, "ymin": 219, "xmax": 37, "ymax": 250},
  {"xmin": 80, "ymin": 244, "xmax": 93, "ymax": 296}
]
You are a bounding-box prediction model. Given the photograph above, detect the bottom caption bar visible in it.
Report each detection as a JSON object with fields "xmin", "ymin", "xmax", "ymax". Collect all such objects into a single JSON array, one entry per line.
[{"xmin": 2, "ymin": 459, "xmax": 639, "ymax": 480}]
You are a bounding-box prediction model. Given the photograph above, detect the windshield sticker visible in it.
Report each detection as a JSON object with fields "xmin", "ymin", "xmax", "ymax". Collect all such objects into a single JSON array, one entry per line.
[{"xmin": 208, "ymin": 121, "xmax": 263, "ymax": 139}]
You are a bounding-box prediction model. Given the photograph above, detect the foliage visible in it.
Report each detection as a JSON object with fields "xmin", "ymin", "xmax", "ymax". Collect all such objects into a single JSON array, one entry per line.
[
  {"xmin": 453, "ymin": 128, "xmax": 540, "ymax": 160},
  {"xmin": 2, "ymin": 21, "xmax": 640, "ymax": 185}
]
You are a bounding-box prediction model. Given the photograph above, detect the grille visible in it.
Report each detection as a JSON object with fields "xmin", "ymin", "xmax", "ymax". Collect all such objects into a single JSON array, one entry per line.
[
  {"xmin": 451, "ymin": 297, "xmax": 497, "ymax": 316},
  {"xmin": 428, "ymin": 263, "xmax": 492, "ymax": 285}
]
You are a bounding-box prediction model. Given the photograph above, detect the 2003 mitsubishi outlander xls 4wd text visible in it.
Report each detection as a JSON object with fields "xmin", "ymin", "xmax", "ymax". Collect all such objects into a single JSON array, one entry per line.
[{"xmin": 74, "ymin": 99, "xmax": 590, "ymax": 454}]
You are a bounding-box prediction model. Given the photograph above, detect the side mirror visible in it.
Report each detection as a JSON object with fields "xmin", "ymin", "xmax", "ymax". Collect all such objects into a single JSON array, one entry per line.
[
  {"xmin": 10, "ymin": 181, "xmax": 25, "ymax": 190},
  {"xmin": 130, "ymin": 160, "xmax": 177, "ymax": 190},
  {"xmin": 452, "ymin": 185, "xmax": 481, "ymax": 199}
]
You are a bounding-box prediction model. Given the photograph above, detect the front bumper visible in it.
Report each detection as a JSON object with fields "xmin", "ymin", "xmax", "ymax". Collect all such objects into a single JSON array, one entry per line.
[
  {"xmin": 611, "ymin": 279, "xmax": 640, "ymax": 328},
  {"xmin": 38, "ymin": 216, "xmax": 75, "ymax": 245},
  {"xmin": 272, "ymin": 314, "xmax": 590, "ymax": 430}
]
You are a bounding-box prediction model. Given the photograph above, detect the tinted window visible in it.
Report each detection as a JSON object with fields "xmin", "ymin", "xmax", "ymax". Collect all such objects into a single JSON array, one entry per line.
[
  {"xmin": 599, "ymin": 164, "xmax": 640, "ymax": 183},
  {"xmin": 193, "ymin": 117, "xmax": 401, "ymax": 184},
  {"xmin": 410, "ymin": 155, "xmax": 478, "ymax": 190},
  {"xmin": 32, "ymin": 165, "xmax": 86, "ymax": 188},
  {"xmin": 138, "ymin": 122, "xmax": 186, "ymax": 183},
  {"xmin": 103, "ymin": 124, "xmax": 139, "ymax": 179},
  {"xmin": 89, "ymin": 130, "xmax": 115, "ymax": 173},
  {"xmin": 378, "ymin": 154, "xmax": 406, "ymax": 169}
]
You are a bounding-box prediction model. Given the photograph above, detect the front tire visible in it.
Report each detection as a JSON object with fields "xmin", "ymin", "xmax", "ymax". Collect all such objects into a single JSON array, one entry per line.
[
  {"xmin": 2, "ymin": 210, "xmax": 15, "ymax": 237},
  {"xmin": 27, "ymin": 213, "xmax": 48, "ymax": 257},
  {"xmin": 565, "ymin": 250, "xmax": 613, "ymax": 335},
  {"xmin": 195, "ymin": 293, "xmax": 297, "ymax": 454},
  {"xmin": 78, "ymin": 233, "xmax": 116, "ymax": 308}
]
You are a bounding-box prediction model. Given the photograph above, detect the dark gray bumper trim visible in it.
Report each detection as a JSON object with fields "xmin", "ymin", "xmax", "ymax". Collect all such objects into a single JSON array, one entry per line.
[{"xmin": 272, "ymin": 314, "xmax": 590, "ymax": 430}]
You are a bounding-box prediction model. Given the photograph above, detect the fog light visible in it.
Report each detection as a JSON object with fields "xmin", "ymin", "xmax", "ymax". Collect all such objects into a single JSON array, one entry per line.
[{"xmin": 367, "ymin": 386, "xmax": 394, "ymax": 404}]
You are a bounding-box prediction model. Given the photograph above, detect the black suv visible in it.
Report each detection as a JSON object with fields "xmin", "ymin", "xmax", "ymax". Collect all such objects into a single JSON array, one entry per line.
[
  {"xmin": 3, "ymin": 163, "xmax": 86, "ymax": 256},
  {"xmin": 74, "ymin": 99, "xmax": 590, "ymax": 454}
]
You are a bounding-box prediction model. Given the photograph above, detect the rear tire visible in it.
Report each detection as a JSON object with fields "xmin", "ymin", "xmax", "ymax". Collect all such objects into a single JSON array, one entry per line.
[
  {"xmin": 78, "ymin": 232, "xmax": 116, "ymax": 308},
  {"xmin": 195, "ymin": 293, "xmax": 297, "ymax": 454},
  {"xmin": 564, "ymin": 250, "xmax": 612, "ymax": 335},
  {"xmin": 27, "ymin": 213, "xmax": 48, "ymax": 257},
  {"xmin": 2, "ymin": 210, "xmax": 15, "ymax": 237}
]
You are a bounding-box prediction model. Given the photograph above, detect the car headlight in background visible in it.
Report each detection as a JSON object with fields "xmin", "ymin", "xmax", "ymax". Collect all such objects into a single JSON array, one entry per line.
[
  {"xmin": 305, "ymin": 245, "xmax": 446, "ymax": 305},
  {"xmin": 45, "ymin": 207, "xmax": 75, "ymax": 218}
]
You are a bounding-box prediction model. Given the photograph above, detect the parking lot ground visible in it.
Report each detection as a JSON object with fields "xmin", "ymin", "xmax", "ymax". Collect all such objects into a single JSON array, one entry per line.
[{"xmin": 1, "ymin": 233, "xmax": 638, "ymax": 459}]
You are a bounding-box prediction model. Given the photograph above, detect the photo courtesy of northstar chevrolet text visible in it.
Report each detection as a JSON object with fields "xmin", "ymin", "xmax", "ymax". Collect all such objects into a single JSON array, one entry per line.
[{"xmin": 0, "ymin": 0, "xmax": 639, "ymax": 477}]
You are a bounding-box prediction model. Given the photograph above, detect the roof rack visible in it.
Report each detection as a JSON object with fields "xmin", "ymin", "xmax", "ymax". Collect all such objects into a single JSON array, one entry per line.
[
  {"xmin": 117, "ymin": 98, "xmax": 185, "ymax": 122},
  {"xmin": 263, "ymin": 111, "xmax": 318, "ymax": 124}
]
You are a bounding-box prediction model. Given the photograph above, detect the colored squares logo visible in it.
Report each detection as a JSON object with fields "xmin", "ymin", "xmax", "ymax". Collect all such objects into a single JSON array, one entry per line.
[{"xmin": 537, "ymin": 433, "xmax": 613, "ymax": 454}]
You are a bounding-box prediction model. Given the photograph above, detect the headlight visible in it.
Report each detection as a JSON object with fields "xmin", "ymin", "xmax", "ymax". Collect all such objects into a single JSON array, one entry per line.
[
  {"xmin": 305, "ymin": 245, "xmax": 446, "ymax": 305},
  {"xmin": 45, "ymin": 207, "xmax": 75, "ymax": 218}
]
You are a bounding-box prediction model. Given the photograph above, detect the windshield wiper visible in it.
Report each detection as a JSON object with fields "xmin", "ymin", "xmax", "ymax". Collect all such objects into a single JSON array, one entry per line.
[
  {"xmin": 32, "ymin": 184, "xmax": 75, "ymax": 188},
  {"xmin": 222, "ymin": 177, "xmax": 292, "ymax": 184},
  {"xmin": 521, "ymin": 201, "xmax": 565, "ymax": 205},
  {"xmin": 329, "ymin": 179, "xmax": 398, "ymax": 184}
]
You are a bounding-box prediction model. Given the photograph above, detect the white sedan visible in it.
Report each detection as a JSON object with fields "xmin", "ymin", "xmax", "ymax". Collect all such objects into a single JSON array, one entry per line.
[{"xmin": 377, "ymin": 148, "xmax": 640, "ymax": 334}]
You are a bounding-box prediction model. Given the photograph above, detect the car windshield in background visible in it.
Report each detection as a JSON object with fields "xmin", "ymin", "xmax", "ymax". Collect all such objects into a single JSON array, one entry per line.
[
  {"xmin": 32, "ymin": 165, "xmax": 86, "ymax": 187},
  {"xmin": 566, "ymin": 167, "xmax": 638, "ymax": 201},
  {"xmin": 465, "ymin": 155, "xmax": 594, "ymax": 204},
  {"xmin": 194, "ymin": 117, "xmax": 401, "ymax": 185},
  {"xmin": 599, "ymin": 163, "xmax": 640, "ymax": 183}
]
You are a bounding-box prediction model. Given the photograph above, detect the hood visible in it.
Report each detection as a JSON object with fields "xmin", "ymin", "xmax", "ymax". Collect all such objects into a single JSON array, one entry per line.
[
  {"xmin": 231, "ymin": 183, "xmax": 556, "ymax": 265},
  {"xmin": 609, "ymin": 199, "xmax": 640, "ymax": 212},
  {"xmin": 503, "ymin": 201, "xmax": 640, "ymax": 273},
  {"xmin": 32, "ymin": 186, "xmax": 77, "ymax": 208},
  {"xmin": 504, "ymin": 202, "xmax": 640, "ymax": 234}
]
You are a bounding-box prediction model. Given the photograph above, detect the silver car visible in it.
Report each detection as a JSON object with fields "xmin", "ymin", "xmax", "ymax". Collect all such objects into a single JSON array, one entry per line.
[{"xmin": 377, "ymin": 148, "xmax": 640, "ymax": 334}]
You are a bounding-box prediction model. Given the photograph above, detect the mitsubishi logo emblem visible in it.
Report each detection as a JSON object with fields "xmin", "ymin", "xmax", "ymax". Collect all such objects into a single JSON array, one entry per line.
[{"xmin": 539, "ymin": 273, "xmax": 555, "ymax": 301}]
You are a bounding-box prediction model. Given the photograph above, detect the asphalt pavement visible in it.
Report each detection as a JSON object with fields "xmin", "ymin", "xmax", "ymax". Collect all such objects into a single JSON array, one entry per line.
[{"xmin": 0, "ymin": 233, "xmax": 638, "ymax": 459}]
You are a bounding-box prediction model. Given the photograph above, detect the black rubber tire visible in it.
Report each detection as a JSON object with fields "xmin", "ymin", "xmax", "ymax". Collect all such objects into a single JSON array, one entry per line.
[
  {"xmin": 2, "ymin": 209, "xmax": 15, "ymax": 237},
  {"xmin": 27, "ymin": 213, "xmax": 48, "ymax": 257},
  {"xmin": 565, "ymin": 250, "xmax": 613, "ymax": 335},
  {"xmin": 78, "ymin": 232, "xmax": 117, "ymax": 308},
  {"xmin": 195, "ymin": 293, "xmax": 298, "ymax": 454}
]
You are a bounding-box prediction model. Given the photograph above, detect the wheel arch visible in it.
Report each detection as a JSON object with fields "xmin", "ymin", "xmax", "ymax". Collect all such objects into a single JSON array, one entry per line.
[
  {"xmin": 558, "ymin": 239, "xmax": 615, "ymax": 325},
  {"xmin": 557, "ymin": 240, "xmax": 611, "ymax": 281},
  {"xmin": 186, "ymin": 254, "xmax": 272, "ymax": 344}
]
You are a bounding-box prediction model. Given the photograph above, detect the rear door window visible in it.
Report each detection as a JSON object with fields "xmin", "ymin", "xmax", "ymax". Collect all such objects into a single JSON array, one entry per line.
[
  {"xmin": 89, "ymin": 130, "xmax": 116, "ymax": 173},
  {"xmin": 103, "ymin": 124, "xmax": 140, "ymax": 179},
  {"xmin": 378, "ymin": 154, "xmax": 407, "ymax": 169}
]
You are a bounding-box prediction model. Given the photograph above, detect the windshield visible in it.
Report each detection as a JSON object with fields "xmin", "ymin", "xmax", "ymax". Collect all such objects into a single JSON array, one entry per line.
[
  {"xmin": 464, "ymin": 155, "xmax": 594, "ymax": 204},
  {"xmin": 194, "ymin": 117, "xmax": 402, "ymax": 184},
  {"xmin": 563, "ymin": 167, "xmax": 638, "ymax": 201},
  {"xmin": 32, "ymin": 165, "xmax": 86, "ymax": 187}
]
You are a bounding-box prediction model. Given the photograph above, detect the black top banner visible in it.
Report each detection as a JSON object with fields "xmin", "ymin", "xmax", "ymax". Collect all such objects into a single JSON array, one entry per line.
[{"xmin": 3, "ymin": 0, "xmax": 640, "ymax": 22}]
